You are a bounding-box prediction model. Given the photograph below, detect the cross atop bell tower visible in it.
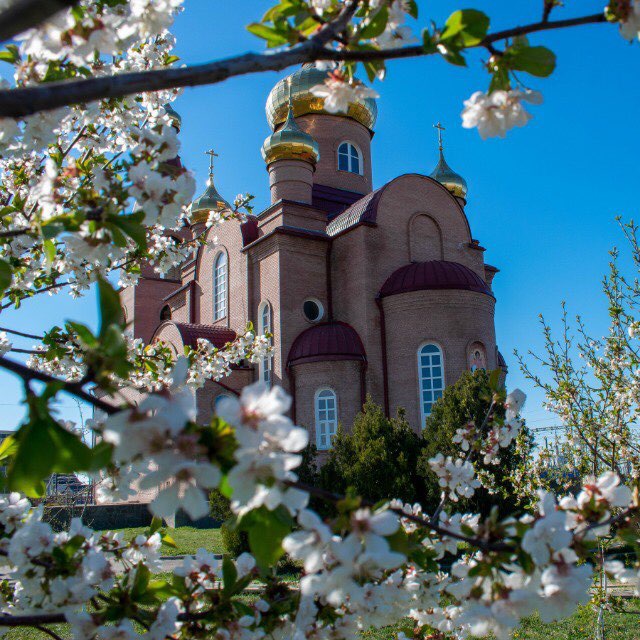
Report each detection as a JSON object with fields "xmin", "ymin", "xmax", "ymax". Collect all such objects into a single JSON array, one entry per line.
[
  {"xmin": 205, "ymin": 148, "xmax": 218, "ymax": 177},
  {"xmin": 433, "ymin": 121, "xmax": 446, "ymax": 151}
]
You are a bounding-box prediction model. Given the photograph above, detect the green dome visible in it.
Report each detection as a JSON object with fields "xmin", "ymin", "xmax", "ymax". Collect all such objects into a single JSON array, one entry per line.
[{"xmin": 430, "ymin": 150, "xmax": 468, "ymax": 200}]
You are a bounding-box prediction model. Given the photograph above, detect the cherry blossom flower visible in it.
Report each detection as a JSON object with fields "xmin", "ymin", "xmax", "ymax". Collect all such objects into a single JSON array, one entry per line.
[
  {"xmin": 428, "ymin": 453, "xmax": 481, "ymax": 501},
  {"xmin": 461, "ymin": 89, "xmax": 544, "ymax": 139},
  {"xmin": 310, "ymin": 73, "xmax": 379, "ymax": 115},
  {"xmin": 522, "ymin": 492, "xmax": 571, "ymax": 565}
]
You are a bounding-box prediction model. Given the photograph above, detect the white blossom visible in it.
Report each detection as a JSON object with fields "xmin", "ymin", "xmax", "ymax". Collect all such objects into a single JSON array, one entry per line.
[{"xmin": 461, "ymin": 89, "xmax": 543, "ymax": 139}]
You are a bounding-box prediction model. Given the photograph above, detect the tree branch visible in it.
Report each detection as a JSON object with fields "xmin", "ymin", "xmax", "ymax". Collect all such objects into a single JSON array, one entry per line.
[
  {"xmin": 0, "ymin": 12, "xmax": 607, "ymax": 118},
  {"xmin": 0, "ymin": 355, "xmax": 118, "ymax": 414},
  {"xmin": 0, "ymin": 326, "xmax": 43, "ymax": 340},
  {"xmin": 0, "ymin": 0, "xmax": 79, "ymax": 43},
  {"xmin": 287, "ymin": 479, "xmax": 512, "ymax": 552}
]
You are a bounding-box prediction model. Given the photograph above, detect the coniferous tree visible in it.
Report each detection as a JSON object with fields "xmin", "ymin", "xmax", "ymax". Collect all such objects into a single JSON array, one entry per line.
[{"xmin": 319, "ymin": 397, "xmax": 429, "ymax": 506}]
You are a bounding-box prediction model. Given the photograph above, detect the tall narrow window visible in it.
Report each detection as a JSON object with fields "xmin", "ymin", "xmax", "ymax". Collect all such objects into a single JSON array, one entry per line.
[
  {"xmin": 418, "ymin": 343, "xmax": 445, "ymax": 426},
  {"xmin": 337, "ymin": 142, "xmax": 362, "ymax": 175},
  {"xmin": 213, "ymin": 252, "xmax": 227, "ymax": 321},
  {"xmin": 258, "ymin": 301, "xmax": 272, "ymax": 387},
  {"xmin": 315, "ymin": 389, "xmax": 338, "ymax": 450}
]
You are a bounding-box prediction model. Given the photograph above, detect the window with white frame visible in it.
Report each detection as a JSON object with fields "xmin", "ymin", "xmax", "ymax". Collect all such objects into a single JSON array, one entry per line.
[
  {"xmin": 418, "ymin": 343, "xmax": 445, "ymax": 425},
  {"xmin": 213, "ymin": 251, "xmax": 227, "ymax": 321},
  {"xmin": 315, "ymin": 388, "xmax": 338, "ymax": 450},
  {"xmin": 337, "ymin": 142, "xmax": 362, "ymax": 175},
  {"xmin": 258, "ymin": 301, "xmax": 272, "ymax": 386}
]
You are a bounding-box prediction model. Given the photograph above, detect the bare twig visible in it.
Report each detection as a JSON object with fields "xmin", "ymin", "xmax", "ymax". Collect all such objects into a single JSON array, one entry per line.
[
  {"xmin": 0, "ymin": 326, "xmax": 44, "ymax": 340},
  {"xmin": 0, "ymin": 355, "xmax": 118, "ymax": 414},
  {"xmin": 0, "ymin": 13, "xmax": 607, "ymax": 118}
]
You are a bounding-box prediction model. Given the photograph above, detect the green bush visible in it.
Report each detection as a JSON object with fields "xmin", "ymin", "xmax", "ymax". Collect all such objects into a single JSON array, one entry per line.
[
  {"xmin": 209, "ymin": 489, "xmax": 249, "ymax": 557},
  {"xmin": 319, "ymin": 397, "xmax": 429, "ymax": 506}
]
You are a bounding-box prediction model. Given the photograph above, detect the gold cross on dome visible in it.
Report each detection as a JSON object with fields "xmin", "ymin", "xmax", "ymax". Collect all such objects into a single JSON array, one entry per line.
[
  {"xmin": 205, "ymin": 148, "xmax": 218, "ymax": 175},
  {"xmin": 433, "ymin": 121, "xmax": 445, "ymax": 151}
]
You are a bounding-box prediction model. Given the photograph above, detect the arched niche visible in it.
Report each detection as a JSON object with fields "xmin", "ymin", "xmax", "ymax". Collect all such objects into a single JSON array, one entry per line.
[{"xmin": 408, "ymin": 213, "xmax": 443, "ymax": 262}]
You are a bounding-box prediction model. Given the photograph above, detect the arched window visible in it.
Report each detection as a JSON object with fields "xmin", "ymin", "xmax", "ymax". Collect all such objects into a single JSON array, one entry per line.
[
  {"xmin": 315, "ymin": 388, "xmax": 338, "ymax": 450},
  {"xmin": 418, "ymin": 343, "xmax": 445, "ymax": 426},
  {"xmin": 213, "ymin": 252, "xmax": 227, "ymax": 321},
  {"xmin": 258, "ymin": 301, "xmax": 272, "ymax": 386},
  {"xmin": 213, "ymin": 394, "xmax": 232, "ymax": 414},
  {"xmin": 337, "ymin": 142, "xmax": 362, "ymax": 175},
  {"xmin": 160, "ymin": 305, "xmax": 172, "ymax": 321}
]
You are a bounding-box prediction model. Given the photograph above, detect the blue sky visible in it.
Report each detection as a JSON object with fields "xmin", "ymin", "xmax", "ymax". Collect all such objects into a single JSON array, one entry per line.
[{"xmin": 1, "ymin": 0, "xmax": 638, "ymax": 437}]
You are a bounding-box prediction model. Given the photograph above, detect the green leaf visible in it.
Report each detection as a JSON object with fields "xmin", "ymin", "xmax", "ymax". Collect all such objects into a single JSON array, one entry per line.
[
  {"xmin": 0, "ymin": 259, "xmax": 11, "ymax": 294},
  {"xmin": 97, "ymin": 277, "xmax": 124, "ymax": 337},
  {"xmin": 162, "ymin": 534, "xmax": 177, "ymax": 549},
  {"xmin": 112, "ymin": 214, "xmax": 147, "ymax": 251},
  {"xmin": 222, "ymin": 555, "xmax": 238, "ymax": 593},
  {"xmin": 360, "ymin": 7, "xmax": 389, "ymax": 39},
  {"xmin": 441, "ymin": 9, "xmax": 489, "ymax": 46},
  {"xmin": 441, "ymin": 46, "xmax": 467, "ymax": 67},
  {"xmin": 239, "ymin": 506, "xmax": 293, "ymax": 569},
  {"xmin": 149, "ymin": 516, "xmax": 163, "ymax": 535},
  {"xmin": 246, "ymin": 23, "xmax": 289, "ymax": 47},
  {"xmin": 8, "ymin": 399, "xmax": 94, "ymax": 497},
  {"xmin": 131, "ymin": 563, "xmax": 151, "ymax": 599},
  {"xmin": 0, "ymin": 45, "xmax": 19, "ymax": 64},
  {"xmin": 0, "ymin": 434, "xmax": 17, "ymax": 462},
  {"xmin": 508, "ymin": 45, "xmax": 556, "ymax": 77}
]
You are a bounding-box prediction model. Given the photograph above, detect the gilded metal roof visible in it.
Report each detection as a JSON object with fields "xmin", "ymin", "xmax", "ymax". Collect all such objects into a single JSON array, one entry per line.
[
  {"xmin": 429, "ymin": 150, "xmax": 468, "ymax": 199},
  {"xmin": 262, "ymin": 103, "xmax": 320, "ymax": 165},
  {"xmin": 190, "ymin": 177, "xmax": 231, "ymax": 224},
  {"xmin": 266, "ymin": 64, "xmax": 377, "ymax": 131}
]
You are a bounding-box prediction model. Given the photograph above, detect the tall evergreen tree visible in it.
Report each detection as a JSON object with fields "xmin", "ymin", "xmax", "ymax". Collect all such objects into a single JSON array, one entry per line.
[{"xmin": 319, "ymin": 397, "xmax": 429, "ymax": 506}]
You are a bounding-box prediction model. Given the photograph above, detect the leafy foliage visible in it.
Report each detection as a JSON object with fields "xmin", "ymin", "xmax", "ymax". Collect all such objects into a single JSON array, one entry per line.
[{"xmin": 319, "ymin": 397, "xmax": 430, "ymax": 506}]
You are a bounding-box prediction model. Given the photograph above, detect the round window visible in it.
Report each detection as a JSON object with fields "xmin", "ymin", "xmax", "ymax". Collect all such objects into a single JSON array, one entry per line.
[{"xmin": 303, "ymin": 298, "xmax": 324, "ymax": 323}]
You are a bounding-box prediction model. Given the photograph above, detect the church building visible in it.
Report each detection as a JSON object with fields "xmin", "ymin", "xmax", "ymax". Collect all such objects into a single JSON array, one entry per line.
[{"xmin": 121, "ymin": 64, "xmax": 506, "ymax": 450}]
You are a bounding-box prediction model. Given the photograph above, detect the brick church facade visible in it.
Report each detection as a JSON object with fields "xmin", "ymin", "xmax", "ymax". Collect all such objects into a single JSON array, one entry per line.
[{"xmin": 121, "ymin": 64, "xmax": 506, "ymax": 452}]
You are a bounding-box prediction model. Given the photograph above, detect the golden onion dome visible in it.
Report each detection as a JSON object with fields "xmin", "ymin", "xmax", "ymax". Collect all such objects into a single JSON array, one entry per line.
[
  {"xmin": 190, "ymin": 175, "xmax": 231, "ymax": 225},
  {"xmin": 266, "ymin": 63, "xmax": 377, "ymax": 132},
  {"xmin": 430, "ymin": 149, "xmax": 468, "ymax": 200},
  {"xmin": 262, "ymin": 102, "xmax": 320, "ymax": 166}
]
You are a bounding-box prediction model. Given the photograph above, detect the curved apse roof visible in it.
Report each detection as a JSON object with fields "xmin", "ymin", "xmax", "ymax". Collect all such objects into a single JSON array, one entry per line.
[
  {"xmin": 288, "ymin": 321, "xmax": 366, "ymax": 367},
  {"xmin": 379, "ymin": 261, "xmax": 493, "ymax": 298}
]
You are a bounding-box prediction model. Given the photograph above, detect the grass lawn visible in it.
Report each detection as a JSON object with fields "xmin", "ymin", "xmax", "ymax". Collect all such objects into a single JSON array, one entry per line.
[
  {"xmin": 99, "ymin": 525, "xmax": 224, "ymax": 556},
  {"xmin": 5, "ymin": 600, "xmax": 640, "ymax": 639}
]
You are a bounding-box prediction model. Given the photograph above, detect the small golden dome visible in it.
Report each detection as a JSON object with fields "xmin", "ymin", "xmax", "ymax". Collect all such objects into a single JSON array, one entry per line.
[
  {"xmin": 266, "ymin": 64, "xmax": 377, "ymax": 132},
  {"xmin": 262, "ymin": 102, "xmax": 320, "ymax": 166},
  {"xmin": 190, "ymin": 150, "xmax": 231, "ymax": 224},
  {"xmin": 430, "ymin": 149, "xmax": 468, "ymax": 200}
]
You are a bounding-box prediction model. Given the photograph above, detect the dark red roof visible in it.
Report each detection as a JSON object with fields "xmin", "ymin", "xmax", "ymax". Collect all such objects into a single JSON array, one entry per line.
[
  {"xmin": 174, "ymin": 323, "xmax": 236, "ymax": 349},
  {"xmin": 241, "ymin": 216, "xmax": 259, "ymax": 246},
  {"xmin": 288, "ymin": 321, "xmax": 366, "ymax": 367},
  {"xmin": 497, "ymin": 350, "xmax": 508, "ymax": 370},
  {"xmin": 379, "ymin": 261, "xmax": 493, "ymax": 298},
  {"xmin": 312, "ymin": 183, "xmax": 365, "ymax": 218}
]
